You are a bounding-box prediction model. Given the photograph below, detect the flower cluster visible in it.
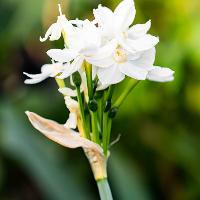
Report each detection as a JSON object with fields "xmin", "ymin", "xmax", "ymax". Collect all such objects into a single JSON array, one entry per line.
[
  {"xmin": 24, "ymin": 0, "xmax": 174, "ymax": 86},
  {"xmin": 24, "ymin": 1, "xmax": 175, "ymax": 197}
]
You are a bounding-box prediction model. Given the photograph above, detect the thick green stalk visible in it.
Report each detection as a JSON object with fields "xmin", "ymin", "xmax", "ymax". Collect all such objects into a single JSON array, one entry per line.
[
  {"xmin": 113, "ymin": 78, "xmax": 140, "ymax": 108},
  {"xmin": 85, "ymin": 61, "xmax": 100, "ymax": 144},
  {"xmin": 102, "ymin": 112, "xmax": 108, "ymax": 155},
  {"xmin": 97, "ymin": 97, "xmax": 103, "ymax": 132},
  {"xmin": 106, "ymin": 118, "xmax": 112, "ymax": 148},
  {"xmin": 97, "ymin": 179, "xmax": 113, "ymax": 200},
  {"xmin": 102, "ymin": 86, "xmax": 115, "ymax": 155},
  {"xmin": 76, "ymin": 86, "xmax": 90, "ymax": 139},
  {"xmin": 91, "ymin": 111, "xmax": 100, "ymax": 144}
]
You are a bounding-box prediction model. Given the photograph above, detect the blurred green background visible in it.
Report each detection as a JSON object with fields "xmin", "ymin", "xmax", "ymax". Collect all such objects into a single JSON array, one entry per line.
[{"xmin": 0, "ymin": 0, "xmax": 200, "ymax": 199}]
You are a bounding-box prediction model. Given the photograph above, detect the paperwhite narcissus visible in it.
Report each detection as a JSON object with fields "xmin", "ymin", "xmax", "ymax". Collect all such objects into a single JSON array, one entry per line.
[
  {"xmin": 47, "ymin": 20, "xmax": 101, "ymax": 79},
  {"xmin": 23, "ymin": 62, "xmax": 66, "ymax": 84},
  {"xmin": 24, "ymin": 1, "xmax": 175, "ymax": 196},
  {"xmin": 40, "ymin": 4, "xmax": 73, "ymax": 42},
  {"xmin": 93, "ymin": 0, "xmax": 158, "ymax": 52},
  {"xmin": 88, "ymin": 40, "xmax": 156, "ymax": 84},
  {"xmin": 24, "ymin": 0, "xmax": 174, "ymax": 86}
]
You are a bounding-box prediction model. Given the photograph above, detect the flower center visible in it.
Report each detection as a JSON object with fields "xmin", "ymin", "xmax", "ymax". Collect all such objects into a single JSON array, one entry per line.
[{"xmin": 113, "ymin": 48, "xmax": 127, "ymax": 63}]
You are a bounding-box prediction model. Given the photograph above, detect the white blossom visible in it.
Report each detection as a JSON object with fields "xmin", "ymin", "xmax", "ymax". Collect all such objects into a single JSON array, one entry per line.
[
  {"xmin": 93, "ymin": 0, "xmax": 159, "ymax": 52},
  {"xmin": 47, "ymin": 20, "xmax": 101, "ymax": 79},
  {"xmin": 24, "ymin": 62, "xmax": 66, "ymax": 84},
  {"xmin": 88, "ymin": 40, "xmax": 156, "ymax": 85},
  {"xmin": 40, "ymin": 4, "xmax": 73, "ymax": 42},
  {"xmin": 25, "ymin": 1, "xmax": 174, "ymax": 86}
]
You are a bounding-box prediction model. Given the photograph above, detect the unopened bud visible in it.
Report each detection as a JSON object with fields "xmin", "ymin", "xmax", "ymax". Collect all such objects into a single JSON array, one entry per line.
[
  {"xmin": 89, "ymin": 99, "xmax": 98, "ymax": 112},
  {"xmin": 108, "ymin": 107, "xmax": 118, "ymax": 118},
  {"xmin": 104, "ymin": 100, "xmax": 111, "ymax": 112},
  {"xmin": 72, "ymin": 72, "xmax": 82, "ymax": 87}
]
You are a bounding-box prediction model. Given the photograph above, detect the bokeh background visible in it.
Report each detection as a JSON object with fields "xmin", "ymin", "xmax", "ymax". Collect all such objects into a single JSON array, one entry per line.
[{"xmin": 0, "ymin": 0, "xmax": 200, "ymax": 199}]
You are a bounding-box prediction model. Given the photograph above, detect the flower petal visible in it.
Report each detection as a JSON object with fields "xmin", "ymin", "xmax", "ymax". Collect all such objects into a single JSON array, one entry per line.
[
  {"xmin": 96, "ymin": 82, "xmax": 110, "ymax": 91},
  {"xmin": 65, "ymin": 113, "xmax": 77, "ymax": 129},
  {"xmin": 119, "ymin": 61, "xmax": 148, "ymax": 80},
  {"xmin": 129, "ymin": 48, "xmax": 156, "ymax": 70},
  {"xmin": 47, "ymin": 49, "xmax": 78, "ymax": 63},
  {"xmin": 114, "ymin": 0, "xmax": 136, "ymax": 32},
  {"xmin": 58, "ymin": 87, "xmax": 77, "ymax": 97},
  {"xmin": 128, "ymin": 20, "xmax": 151, "ymax": 39},
  {"xmin": 147, "ymin": 66, "xmax": 175, "ymax": 82},
  {"xmin": 25, "ymin": 111, "xmax": 103, "ymax": 153},
  {"xmin": 126, "ymin": 34, "xmax": 159, "ymax": 52},
  {"xmin": 93, "ymin": 5, "xmax": 114, "ymax": 38},
  {"xmin": 40, "ymin": 23, "xmax": 60, "ymax": 42},
  {"xmin": 57, "ymin": 56, "xmax": 84, "ymax": 79},
  {"xmin": 86, "ymin": 40, "xmax": 117, "ymax": 68},
  {"xmin": 23, "ymin": 72, "xmax": 50, "ymax": 84},
  {"xmin": 97, "ymin": 64, "xmax": 125, "ymax": 85}
]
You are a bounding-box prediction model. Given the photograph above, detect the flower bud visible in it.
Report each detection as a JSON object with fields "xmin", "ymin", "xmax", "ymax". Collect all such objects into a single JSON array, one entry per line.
[
  {"xmin": 89, "ymin": 99, "xmax": 98, "ymax": 112},
  {"xmin": 108, "ymin": 107, "xmax": 118, "ymax": 118},
  {"xmin": 104, "ymin": 100, "xmax": 111, "ymax": 112},
  {"xmin": 72, "ymin": 72, "xmax": 82, "ymax": 87}
]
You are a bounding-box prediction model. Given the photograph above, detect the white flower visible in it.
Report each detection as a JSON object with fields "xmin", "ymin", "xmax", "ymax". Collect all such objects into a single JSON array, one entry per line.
[
  {"xmin": 147, "ymin": 67, "xmax": 175, "ymax": 82},
  {"xmin": 93, "ymin": 0, "xmax": 159, "ymax": 52},
  {"xmin": 23, "ymin": 62, "xmax": 66, "ymax": 84},
  {"xmin": 47, "ymin": 20, "xmax": 101, "ymax": 79},
  {"xmin": 88, "ymin": 40, "xmax": 156, "ymax": 85},
  {"xmin": 64, "ymin": 96, "xmax": 79, "ymax": 129},
  {"xmin": 40, "ymin": 4, "xmax": 73, "ymax": 42}
]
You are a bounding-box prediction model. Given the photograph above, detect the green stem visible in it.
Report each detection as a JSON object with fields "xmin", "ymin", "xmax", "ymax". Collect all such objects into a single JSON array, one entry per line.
[
  {"xmin": 106, "ymin": 118, "xmax": 112, "ymax": 148},
  {"xmin": 102, "ymin": 112, "xmax": 108, "ymax": 155},
  {"xmin": 76, "ymin": 86, "xmax": 90, "ymax": 139},
  {"xmin": 113, "ymin": 78, "xmax": 140, "ymax": 108},
  {"xmin": 91, "ymin": 111, "xmax": 100, "ymax": 144},
  {"xmin": 55, "ymin": 78, "xmax": 65, "ymax": 89},
  {"xmin": 102, "ymin": 86, "xmax": 115, "ymax": 155},
  {"xmin": 97, "ymin": 97, "xmax": 103, "ymax": 132},
  {"xmin": 97, "ymin": 179, "xmax": 113, "ymax": 200}
]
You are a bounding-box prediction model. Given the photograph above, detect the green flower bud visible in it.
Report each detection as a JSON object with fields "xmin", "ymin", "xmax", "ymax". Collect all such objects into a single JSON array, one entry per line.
[
  {"xmin": 104, "ymin": 100, "xmax": 111, "ymax": 112},
  {"xmin": 72, "ymin": 72, "xmax": 82, "ymax": 87},
  {"xmin": 108, "ymin": 107, "xmax": 118, "ymax": 118},
  {"xmin": 89, "ymin": 99, "xmax": 98, "ymax": 112}
]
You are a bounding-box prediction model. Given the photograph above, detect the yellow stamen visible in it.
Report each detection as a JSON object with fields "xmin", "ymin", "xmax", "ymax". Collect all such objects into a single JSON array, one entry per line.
[{"xmin": 113, "ymin": 47, "xmax": 127, "ymax": 63}]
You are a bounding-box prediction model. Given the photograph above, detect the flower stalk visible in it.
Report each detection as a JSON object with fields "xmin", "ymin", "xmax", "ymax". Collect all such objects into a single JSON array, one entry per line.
[
  {"xmin": 97, "ymin": 179, "xmax": 113, "ymax": 200},
  {"xmin": 113, "ymin": 78, "xmax": 140, "ymax": 108},
  {"xmin": 76, "ymin": 85, "xmax": 90, "ymax": 139}
]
